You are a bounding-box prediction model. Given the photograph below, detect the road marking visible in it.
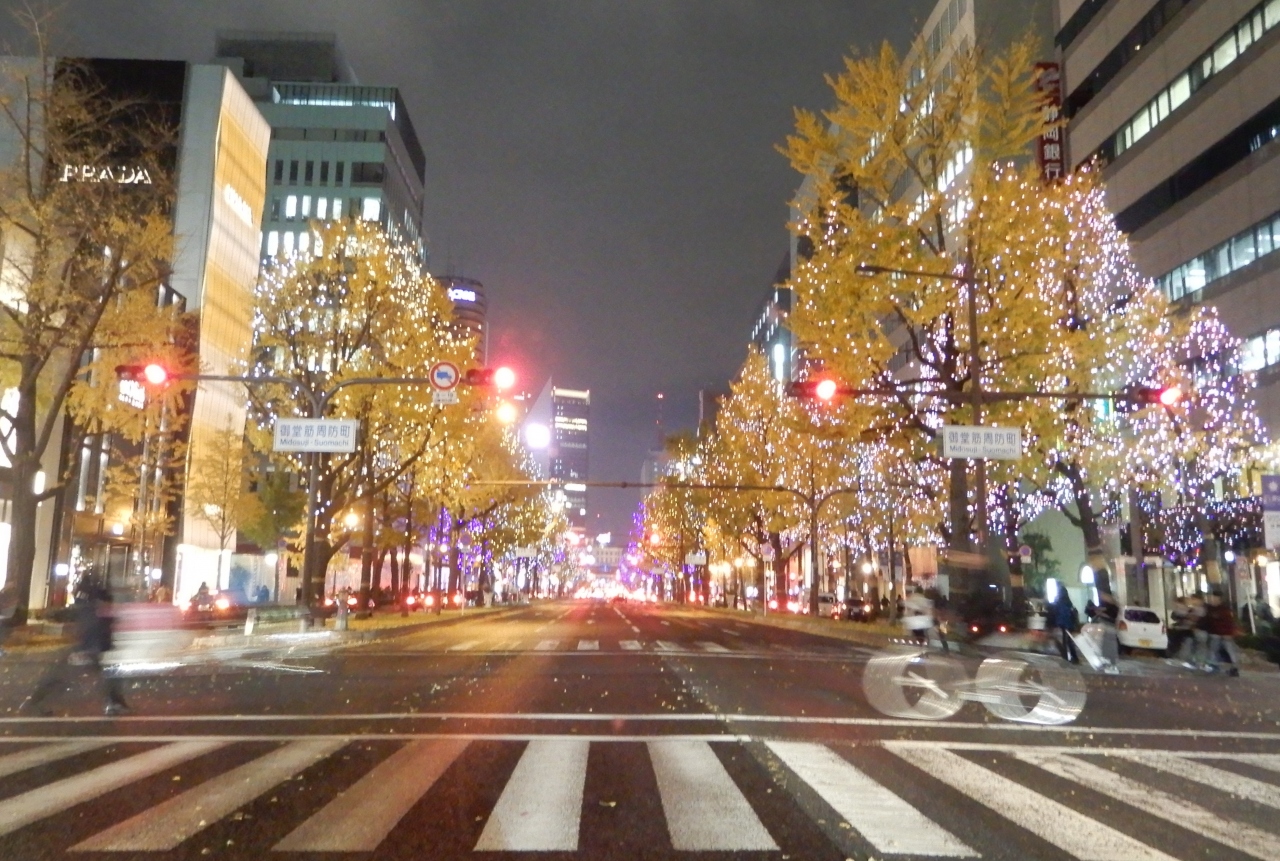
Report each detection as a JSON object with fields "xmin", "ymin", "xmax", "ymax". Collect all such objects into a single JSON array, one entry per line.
[
  {"xmin": 72, "ymin": 738, "xmax": 343, "ymax": 851},
  {"xmin": 630, "ymin": 625, "xmax": 640, "ymax": 633},
  {"xmin": 722, "ymin": 629, "xmax": 741, "ymax": 637},
  {"xmin": 767, "ymin": 741, "xmax": 976, "ymax": 857},
  {"xmin": 655, "ymin": 641, "xmax": 681, "ymax": 652},
  {"xmin": 1108, "ymin": 750, "xmax": 1280, "ymax": 810},
  {"xmin": 274, "ymin": 738, "xmax": 469, "ymax": 851},
  {"xmin": 0, "ymin": 740, "xmax": 107, "ymax": 779},
  {"xmin": 660, "ymin": 621, "xmax": 670, "ymax": 626},
  {"xmin": 1018, "ymin": 751, "xmax": 1280, "ymax": 861},
  {"xmin": 493, "ymin": 641, "xmax": 521, "ymax": 651},
  {"xmin": 534, "ymin": 640, "xmax": 560, "ymax": 651},
  {"xmin": 0, "ymin": 740, "xmax": 224, "ymax": 837},
  {"xmin": 447, "ymin": 641, "xmax": 478, "ymax": 652},
  {"xmin": 648, "ymin": 739, "xmax": 777, "ymax": 851},
  {"xmin": 475, "ymin": 739, "xmax": 589, "ymax": 851},
  {"xmin": 696, "ymin": 642, "xmax": 731, "ymax": 653},
  {"xmin": 577, "ymin": 640, "xmax": 599, "ymax": 651},
  {"xmin": 619, "ymin": 640, "xmax": 642, "ymax": 650},
  {"xmin": 887, "ymin": 745, "xmax": 1174, "ymax": 861}
]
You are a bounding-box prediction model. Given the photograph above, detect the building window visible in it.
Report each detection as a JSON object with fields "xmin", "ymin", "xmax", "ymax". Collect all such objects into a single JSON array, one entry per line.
[
  {"xmin": 335, "ymin": 162, "xmax": 345, "ymax": 185},
  {"xmin": 316, "ymin": 198, "xmax": 328, "ymax": 220},
  {"xmin": 301, "ymin": 195, "xmax": 311, "ymax": 218},
  {"xmin": 351, "ymin": 162, "xmax": 385, "ymax": 185},
  {"xmin": 305, "ymin": 161, "xmax": 315, "ymax": 185},
  {"xmin": 1108, "ymin": 0, "xmax": 1280, "ymax": 160},
  {"xmin": 273, "ymin": 160, "xmax": 283, "ymax": 186},
  {"xmin": 298, "ymin": 232, "xmax": 310, "ymax": 255},
  {"xmin": 270, "ymin": 197, "xmax": 280, "ymax": 220},
  {"xmin": 320, "ymin": 162, "xmax": 329, "ymax": 185},
  {"xmin": 362, "ymin": 198, "xmax": 381, "ymax": 221},
  {"xmin": 332, "ymin": 198, "xmax": 343, "ymax": 219},
  {"xmin": 267, "ymin": 231, "xmax": 279, "ymax": 256},
  {"xmin": 289, "ymin": 160, "xmax": 299, "ymax": 183},
  {"xmin": 285, "ymin": 195, "xmax": 298, "ymax": 219},
  {"xmin": 1159, "ymin": 208, "xmax": 1280, "ymax": 301},
  {"xmin": 282, "ymin": 232, "xmax": 295, "ymax": 255}
]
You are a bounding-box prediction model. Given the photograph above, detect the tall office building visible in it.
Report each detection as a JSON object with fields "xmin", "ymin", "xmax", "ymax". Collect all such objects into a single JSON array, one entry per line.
[
  {"xmin": 0, "ymin": 57, "xmax": 270, "ymax": 605},
  {"xmin": 434, "ymin": 276, "xmax": 488, "ymax": 363},
  {"xmin": 1056, "ymin": 0, "xmax": 1280, "ymax": 431},
  {"xmin": 525, "ymin": 382, "xmax": 591, "ymax": 529},
  {"xmin": 213, "ymin": 32, "xmax": 428, "ymax": 264}
]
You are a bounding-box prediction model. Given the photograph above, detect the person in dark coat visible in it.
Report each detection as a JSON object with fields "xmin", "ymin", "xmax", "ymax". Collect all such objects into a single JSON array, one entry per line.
[
  {"xmin": 1052, "ymin": 591, "xmax": 1078, "ymax": 664},
  {"xmin": 23, "ymin": 577, "xmax": 128, "ymax": 716}
]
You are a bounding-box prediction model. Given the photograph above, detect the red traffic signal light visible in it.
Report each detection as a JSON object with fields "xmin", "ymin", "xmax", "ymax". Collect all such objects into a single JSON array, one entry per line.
[
  {"xmin": 1126, "ymin": 384, "xmax": 1183, "ymax": 406},
  {"xmin": 787, "ymin": 377, "xmax": 842, "ymax": 401},
  {"xmin": 463, "ymin": 366, "xmax": 517, "ymax": 390},
  {"xmin": 115, "ymin": 363, "xmax": 170, "ymax": 386}
]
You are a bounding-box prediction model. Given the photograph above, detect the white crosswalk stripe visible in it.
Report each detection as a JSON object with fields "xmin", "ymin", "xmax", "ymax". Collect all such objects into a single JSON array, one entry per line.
[
  {"xmin": 0, "ymin": 738, "xmax": 1277, "ymax": 856},
  {"xmin": 695, "ymin": 641, "xmax": 730, "ymax": 653},
  {"xmin": 0, "ymin": 740, "xmax": 225, "ymax": 838},
  {"xmin": 73, "ymin": 738, "xmax": 343, "ymax": 851},
  {"xmin": 648, "ymin": 739, "xmax": 777, "ymax": 851},
  {"xmin": 1017, "ymin": 750, "xmax": 1280, "ymax": 861},
  {"xmin": 885, "ymin": 744, "xmax": 1175, "ymax": 861},
  {"xmin": 475, "ymin": 739, "xmax": 589, "ymax": 851},
  {"xmin": 446, "ymin": 641, "xmax": 478, "ymax": 651},
  {"xmin": 577, "ymin": 640, "xmax": 599, "ymax": 651},
  {"xmin": 274, "ymin": 738, "xmax": 468, "ymax": 852},
  {"xmin": 534, "ymin": 639, "xmax": 560, "ymax": 650},
  {"xmin": 767, "ymin": 740, "xmax": 976, "ymax": 857},
  {"xmin": 619, "ymin": 640, "xmax": 642, "ymax": 650},
  {"xmin": 654, "ymin": 640, "xmax": 681, "ymax": 651}
]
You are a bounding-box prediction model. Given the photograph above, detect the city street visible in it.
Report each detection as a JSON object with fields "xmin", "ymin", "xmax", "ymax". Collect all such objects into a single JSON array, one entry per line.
[{"xmin": 0, "ymin": 601, "xmax": 1276, "ymax": 860}]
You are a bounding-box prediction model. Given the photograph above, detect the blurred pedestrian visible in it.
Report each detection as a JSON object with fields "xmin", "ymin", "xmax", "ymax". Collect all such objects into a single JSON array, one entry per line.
[
  {"xmin": 1205, "ymin": 591, "xmax": 1242, "ymax": 676},
  {"xmin": 23, "ymin": 577, "xmax": 128, "ymax": 716},
  {"xmin": 151, "ymin": 582, "xmax": 171, "ymax": 604},
  {"xmin": 1168, "ymin": 596, "xmax": 1194, "ymax": 661},
  {"xmin": 903, "ymin": 586, "xmax": 948, "ymax": 654},
  {"xmin": 1052, "ymin": 590, "xmax": 1079, "ymax": 663}
]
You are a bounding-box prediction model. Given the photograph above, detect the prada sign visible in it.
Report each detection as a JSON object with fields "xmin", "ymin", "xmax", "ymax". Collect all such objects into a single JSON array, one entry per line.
[{"xmin": 59, "ymin": 164, "xmax": 154, "ymax": 185}]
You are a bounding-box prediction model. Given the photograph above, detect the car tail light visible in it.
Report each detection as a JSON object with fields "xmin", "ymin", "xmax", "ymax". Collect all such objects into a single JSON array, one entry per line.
[
  {"xmin": 768, "ymin": 599, "xmax": 778, "ymax": 610},
  {"xmin": 424, "ymin": 594, "xmax": 435, "ymax": 607},
  {"xmin": 347, "ymin": 595, "xmax": 358, "ymax": 606},
  {"xmin": 970, "ymin": 624, "xmax": 979, "ymax": 633},
  {"xmin": 998, "ymin": 624, "xmax": 1009, "ymax": 633},
  {"xmin": 1118, "ymin": 620, "xmax": 1128, "ymax": 632},
  {"xmin": 1161, "ymin": 623, "xmax": 1166, "ymax": 634},
  {"xmin": 214, "ymin": 597, "xmax": 231, "ymax": 611},
  {"xmin": 453, "ymin": 592, "xmax": 463, "ymax": 606},
  {"xmin": 406, "ymin": 595, "xmax": 416, "ymax": 605}
]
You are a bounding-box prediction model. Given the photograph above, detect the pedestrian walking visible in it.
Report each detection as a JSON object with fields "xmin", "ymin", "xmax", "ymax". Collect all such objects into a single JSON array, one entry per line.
[
  {"xmin": 1052, "ymin": 591, "xmax": 1079, "ymax": 663},
  {"xmin": 1205, "ymin": 590, "xmax": 1242, "ymax": 676},
  {"xmin": 902, "ymin": 587, "xmax": 948, "ymax": 653},
  {"xmin": 1167, "ymin": 596, "xmax": 1194, "ymax": 661},
  {"xmin": 23, "ymin": 576, "xmax": 128, "ymax": 716}
]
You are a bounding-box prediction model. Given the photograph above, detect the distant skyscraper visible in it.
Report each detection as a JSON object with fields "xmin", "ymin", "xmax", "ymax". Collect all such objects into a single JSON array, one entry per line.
[
  {"xmin": 525, "ymin": 382, "xmax": 590, "ymax": 528},
  {"xmin": 213, "ymin": 32, "xmax": 428, "ymax": 264},
  {"xmin": 434, "ymin": 276, "xmax": 488, "ymax": 363}
]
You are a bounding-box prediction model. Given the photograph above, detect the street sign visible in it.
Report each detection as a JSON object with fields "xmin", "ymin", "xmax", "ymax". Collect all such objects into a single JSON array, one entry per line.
[
  {"xmin": 273, "ymin": 418, "xmax": 359, "ymax": 453},
  {"xmin": 432, "ymin": 389, "xmax": 459, "ymax": 406},
  {"xmin": 941, "ymin": 425, "xmax": 1021, "ymax": 460},
  {"xmin": 1019, "ymin": 544, "xmax": 1034, "ymax": 563},
  {"xmin": 429, "ymin": 361, "xmax": 461, "ymax": 391},
  {"xmin": 1263, "ymin": 474, "xmax": 1280, "ymax": 548}
]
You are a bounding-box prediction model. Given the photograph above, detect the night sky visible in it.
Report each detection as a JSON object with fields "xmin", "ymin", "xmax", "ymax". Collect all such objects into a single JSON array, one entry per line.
[{"xmin": 4, "ymin": 0, "xmax": 935, "ymax": 537}]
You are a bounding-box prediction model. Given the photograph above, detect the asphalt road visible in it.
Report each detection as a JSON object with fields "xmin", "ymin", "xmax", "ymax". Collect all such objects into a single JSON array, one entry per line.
[{"xmin": 0, "ymin": 599, "xmax": 1277, "ymax": 860}]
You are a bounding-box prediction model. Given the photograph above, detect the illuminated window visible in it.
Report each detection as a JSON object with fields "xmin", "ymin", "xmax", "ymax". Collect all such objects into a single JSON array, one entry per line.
[
  {"xmin": 285, "ymin": 195, "xmax": 297, "ymax": 219},
  {"xmin": 267, "ymin": 231, "xmax": 279, "ymax": 256},
  {"xmin": 283, "ymin": 232, "xmax": 295, "ymax": 254},
  {"xmin": 362, "ymin": 197, "xmax": 381, "ymax": 221},
  {"xmin": 298, "ymin": 232, "xmax": 310, "ymax": 254},
  {"xmin": 332, "ymin": 198, "xmax": 343, "ymax": 219},
  {"xmin": 301, "ymin": 195, "xmax": 311, "ymax": 217},
  {"xmin": 316, "ymin": 198, "xmax": 328, "ymax": 219}
]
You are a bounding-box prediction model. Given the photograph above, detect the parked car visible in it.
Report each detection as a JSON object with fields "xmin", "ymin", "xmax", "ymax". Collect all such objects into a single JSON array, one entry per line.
[
  {"xmin": 1117, "ymin": 606, "xmax": 1168, "ymax": 654},
  {"xmin": 816, "ymin": 593, "xmax": 837, "ymax": 617}
]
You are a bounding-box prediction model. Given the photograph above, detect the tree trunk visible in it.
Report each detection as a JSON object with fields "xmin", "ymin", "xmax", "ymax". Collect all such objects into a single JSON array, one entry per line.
[
  {"xmin": 6, "ymin": 375, "xmax": 41, "ymax": 623},
  {"xmin": 1073, "ymin": 476, "xmax": 1113, "ymax": 600}
]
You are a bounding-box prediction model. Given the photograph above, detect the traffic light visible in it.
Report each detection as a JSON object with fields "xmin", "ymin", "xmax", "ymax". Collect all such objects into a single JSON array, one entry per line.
[
  {"xmin": 463, "ymin": 366, "xmax": 516, "ymax": 390},
  {"xmin": 787, "ymin": 377, "xmax": 840, "ymax": 402},
  {"xmin": 115, "ymin": 363, "xmax": 170, "ymax": 386},
  {"xmin": 1124, "ymin": 384, "xmax": 1183, "ymax": 407}
]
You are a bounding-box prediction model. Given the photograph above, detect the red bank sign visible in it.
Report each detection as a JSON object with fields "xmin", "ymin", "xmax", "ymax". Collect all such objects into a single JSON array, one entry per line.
[{"xmin": 1035, "ymin": 62, "xmax": 1064, "ymax": 181}]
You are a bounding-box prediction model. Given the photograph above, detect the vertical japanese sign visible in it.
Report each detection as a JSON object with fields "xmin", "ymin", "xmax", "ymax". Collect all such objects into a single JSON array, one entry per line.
[
  {"xmin": 1035, "ymin": 62, "xmax": 1064, "ymax": 182},
  {"xmin": 1262, "ymin": 475, "xmax": 1280, "ymax": 548}
]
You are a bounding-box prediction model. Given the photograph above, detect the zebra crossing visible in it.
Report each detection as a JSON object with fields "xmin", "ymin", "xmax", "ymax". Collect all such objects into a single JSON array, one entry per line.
[
  {"xmin": 1, "ymin": 734, "xmax": 1279, "ymax": 857},
  {"xmin": 408, "ymin": 637, "xmax": 870, "ymax": 657}
]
